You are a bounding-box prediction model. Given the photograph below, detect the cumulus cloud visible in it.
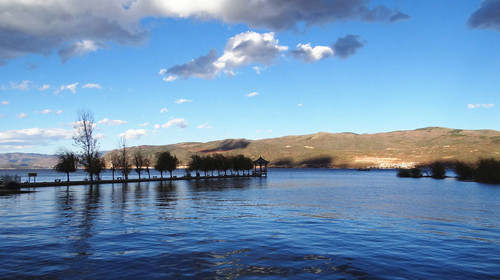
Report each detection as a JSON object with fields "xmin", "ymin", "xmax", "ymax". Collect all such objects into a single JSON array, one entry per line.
[
  {"xmin": 160, "ymin": 108, "xmax": 168, "ymax": 113},
  {"xmin": 98, "ymin": 118, "xmax": 128, "ymax": 125},
  {"xmin": 118, "ymin": 129, "xmax": 148, "ymax": 140},
  {"xmin": 247, "ymin": 91, "xmax": 259, "ymax": 97},
  {"xmin": 162, "ymin": 31, "xmax": 287, "ymax": 81},
  {"xmin": 290, "ymin": 43, "xmax": 334, "ymax": 62},
  {"xmin": 40, "ymin": 109, "xmax": 53, "ymax": 114},
  {"xmin": 16, "ymin": 113, "xmax": 28, "ymax": 119},
  {"xmin": 39, "ymin": 84, "xmax": 50, "ymax": 91},
  {"xmin": 10, "ymin": 80, "xmax": 32, "ymax": 90},
  {"xmin": 0, "ymin": 127, "xmax": 73, "ymax": 150},
  {"xmin": 56, "ymin": 110, "xmax": 63, "ymax": 115},
  {"xmin": 0, "ymin": 0, "xmax": 408, "ymax": 65},
  {"xmin": 163, "ymin": 49, "xmax": 220, "ymax": 81},
  {"xmin": 175, "ymin": 98, "xmax": 193, "ymax": 104},
  {"xmin": 468, "ymin": 0, "xmax": 500, "ymax": 31},
  {"xmin": 467, "ymin": 103, "xmax": 495, "ymax": 109},
  {"xmin": 197, "ymin": 122, "xmax": 213, "ymax": 129},
  {"xmin": 161, "ymin": 118, "xmax": 188, "ymax": 129},
  {"xmin": 1, "ymin": 101, "xmax": 9, "ymax": 105},
  {"xmin": 139, "ymin": 122, "xmax": 149, "ymax": 127},
  {"xmin": 56, "ymin": 83, "xmax": 78, "ymax": 94},
  {"xmin": 58, "ymin": 40, "xmax": 104, "ymax": 63},
  {"xmin": 82, "ymin": 83, "xmax": 103, "ymax": 89},
  {"xmin": 332, "ymin": 35, "xmax": 366, "ymax": 59}
]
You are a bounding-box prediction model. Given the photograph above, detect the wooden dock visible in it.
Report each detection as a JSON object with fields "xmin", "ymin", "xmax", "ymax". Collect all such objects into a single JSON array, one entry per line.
[{"xmin": 18, "ymin": 173, "xmax": 265, "ymax": 188}]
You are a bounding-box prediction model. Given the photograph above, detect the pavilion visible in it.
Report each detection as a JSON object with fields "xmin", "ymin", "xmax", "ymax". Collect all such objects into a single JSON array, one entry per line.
[{"xmin": 253, "ymin": 156, "xmax": 269, "ymax": 177}]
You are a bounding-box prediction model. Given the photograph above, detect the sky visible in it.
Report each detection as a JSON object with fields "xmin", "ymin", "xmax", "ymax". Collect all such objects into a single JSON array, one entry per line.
[{"xmin": 1, "ymin": 0, "xmax": 500, "ymax": 154}]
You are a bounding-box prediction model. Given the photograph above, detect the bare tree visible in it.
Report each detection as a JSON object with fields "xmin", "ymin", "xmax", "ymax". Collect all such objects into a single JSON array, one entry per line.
[
  {"xmin": 134, "ymin": 149, "xmax": 146, "ymax": 179},
  {"xmin": 110, "ymin": 152, "xmax": 121, "ymax": 180},
  {"xmin": 73, "ymin": 109, "xmax": 101, "ymax": 182},
  {"xmin": 118, "ymin": 137, "xmax": 131, "ymax": 179}
]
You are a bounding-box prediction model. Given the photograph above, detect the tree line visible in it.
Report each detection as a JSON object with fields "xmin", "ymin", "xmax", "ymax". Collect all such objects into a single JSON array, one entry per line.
[
  {"xmin": 187, "ymin": 154, "xmax": 254, "ymax": 177},
  {"xmin": 397, "ymin": 158, "xmax": 500, "ymax": 184},
  {"xmin": 54, "ymin": 109, "xmax": 256, "ymax": 181}
]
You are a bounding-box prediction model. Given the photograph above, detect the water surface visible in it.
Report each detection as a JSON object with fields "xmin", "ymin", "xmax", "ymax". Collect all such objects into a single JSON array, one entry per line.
[{"xmin": 1, "ymin": 169, "xmax": 499, "ymax": 279}]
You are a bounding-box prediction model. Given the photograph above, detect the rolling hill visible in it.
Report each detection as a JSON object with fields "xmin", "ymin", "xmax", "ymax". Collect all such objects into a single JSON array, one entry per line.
[
  {"xmin": 103, "ymin": 127, "xmax": 500, "ymax": 169},
  {"xmin": 2, "ymin": 127, "xmax": 500, "ymax": 169}
]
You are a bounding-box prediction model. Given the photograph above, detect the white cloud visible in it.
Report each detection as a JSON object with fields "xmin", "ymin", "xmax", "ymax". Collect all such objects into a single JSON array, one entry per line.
[
  {"xmin": 298, "ymin": 103, "xmax": 303, "ymax": 107},
  {"xmin": 197, "ymin": 122, "xmax": 213, "ymax": 129},
  {"xmin": 98, "ymin": 118, "xmax": 128, "ymax": 125},
  {"xmin": 154, "ymin": 124, "xmax": 161, "ymax": 129},
  {"xmin": 247, "ymin": 91, "xmax": 259, "ymax": 97},
  {"xmin": 0, "ymin": 127, "xmax": 73, "ymax": 150},
  {"xmin": 215, "ymin": 31, "xmax": 288, "ymax": 70},
  {"xmin": 41, "ymin": 109, "xmax": 53, "ymax": 114},
  {"xmin": 290, "ymin": 43, "xmax": 334, "ymax": 62},
  {"xmin": 57, "ymin": 83, "xmax": 78, "ymax": 94},
  {"xmin": 468, "ymin": 103, "xmax": 495, "ymax": 109},
  {"xmin": 139, "ymin": 122, "xmax": 149, "ymax": 127},
  {"xmin": 56, "ymin": 110, "xmax": 63, "ymax": 115},
  {"xmin": 158, "ymin": 69, "xmax": 167, "ymax": 75},
  {"xmin": 0, "ymin": 1, "xmax": 407, "ymax": 65},
  {"xmin": 16, "ymin": 113, "xmax": 28, "ymax": 119},
  {"xmin": 39, "ymin": 84, "xmax": 50, "ymax": 91},
  {"xmin": 82, "ymin": 83, "xmax": 103, "ymax": 89},
  {"xmin": 160, "ymin": 108, "xmax": 168, "ymax": 113},
  {"xmin": 161, "ymin": 31, "xmax": 288, "ymax": 81},
  {"xmin": 118, "ymin": 129, "xmax": 148, "ymax": 140},
  {"xmin": 253, "ymin": 66, "xmax": 264, "ymax": 74},
  {"xmin": 161, "ymin": 118, "xmax": 188, "ymax": 129},
  {"xmin": 58, "ymin": 40, "xmax": 103, "ymax": 63},
  {"xmin": 10, "ymin": 80, "xmax": 32, "ymax": 90},
  {"xmin": 175, "ymin": 98, "xmax": 193, "ymax": 104},
  {"xmin": 1, "ymin": 101, "xmax": 9, "ymax": 105}
]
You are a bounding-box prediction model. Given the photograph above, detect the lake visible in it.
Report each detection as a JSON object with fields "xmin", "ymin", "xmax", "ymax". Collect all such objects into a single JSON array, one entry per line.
[{"xmin": 0, "ymin": 169, "xmax": 499, "ymax": 279}]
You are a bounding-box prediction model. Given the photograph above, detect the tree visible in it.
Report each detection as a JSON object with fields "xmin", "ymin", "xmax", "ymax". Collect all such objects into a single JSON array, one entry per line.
[
  {"xmin": 118, "ymin": 137, "xmax": 131, "ymax": 179},
  {"xmin": 134, "ymin": 149, "xmax": 146, "ymax": 179},
  {"xmin": 188, "ymin": 154, "xmax": 202, "ymax": 176},
  {"xmin": 73, "ymin": 109, "xmax": 101, "ymax": 182},
  {"xmin": 454, "ymin": 161, "xmax": 474, "ymax": 180},
  {"xmin": 430, "ymin": 161, "xmax": 446, "ymax": 179},
  {"xmin": 155, "ymin": 151, "xmax": 179, "ymax": 178},
  {"xmin": 475, "ymin": 158, "xmax": 500, "ymax": 183},
  {"xmin": 110, "ymin": 153, "xmax": 121, "ymax": 180},
  {"xmin": 144, "ymin": 158, "xmax": 151, "ymax": 179},
  {"xmin": 54, "ymin": 149, "xmax": 78, "ymax": 182}
]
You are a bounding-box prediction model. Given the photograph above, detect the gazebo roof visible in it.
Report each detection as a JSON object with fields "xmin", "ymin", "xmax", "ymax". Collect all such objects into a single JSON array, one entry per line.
[{"xmin": 254, "ymin": 156, "xmax": 269, "ymax": 164}]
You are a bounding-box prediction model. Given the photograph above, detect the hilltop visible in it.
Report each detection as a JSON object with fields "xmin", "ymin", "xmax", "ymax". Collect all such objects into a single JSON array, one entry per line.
[{"xmin": 2, "ymin": 127, "xmax": 500, "ymax": 169}]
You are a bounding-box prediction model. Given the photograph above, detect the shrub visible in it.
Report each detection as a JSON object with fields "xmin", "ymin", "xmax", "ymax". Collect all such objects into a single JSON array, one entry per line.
[
  {"xmin": 397, "ymin": 167, "xmax": 422, "ymax": 178},
  {"xmin": 430, "ymin": 162, "xmax": 446, "ymax": 179},
  {"xmin": 0, "ymin": 174, "xmax": 21, "ymax": 189},
  {"xmin": 454, "ymin": 161, "xmax": 474, "ymax": 180},
  {"xmin": 475, "ymin": 158, "xmax": 500, "ymax": 183}
]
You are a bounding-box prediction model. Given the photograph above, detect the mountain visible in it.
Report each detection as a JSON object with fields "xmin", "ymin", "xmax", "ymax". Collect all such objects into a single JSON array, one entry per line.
[
  {"xmin": 0, "ymin": 153, "xmax": 58, "ymax": 169},
  {"xmin": 2, "ymin": 127, "xmax": 500, "ymax": 169},
  {"xmin": 103, "ymin": 127, "xmax": 500, "ymax": 169}
]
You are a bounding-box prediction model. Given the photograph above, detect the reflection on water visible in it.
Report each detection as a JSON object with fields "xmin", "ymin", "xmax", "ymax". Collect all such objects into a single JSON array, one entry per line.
[{"xmin": 0, "ymin": 170, "xmax": 499, "ymax": 279}]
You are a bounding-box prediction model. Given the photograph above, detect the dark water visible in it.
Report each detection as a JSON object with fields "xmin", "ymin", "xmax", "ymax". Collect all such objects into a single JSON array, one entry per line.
[{"xmin": 1, "ymin": 169, "xmax": 499, "ymax": 279}]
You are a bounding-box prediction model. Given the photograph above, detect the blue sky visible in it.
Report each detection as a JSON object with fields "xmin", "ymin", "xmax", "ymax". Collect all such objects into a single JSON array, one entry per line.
[{"xmin": 1, "ymin": 0, "xmax": 499, "ymax": 154}]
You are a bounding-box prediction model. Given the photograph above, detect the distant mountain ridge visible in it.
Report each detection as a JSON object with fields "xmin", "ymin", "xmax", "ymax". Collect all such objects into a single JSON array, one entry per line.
[
  {"xmin": 3, "ymin": 127, "xmax": 500, "ymax": 169},
  {"xmin": 0, "ymin": 153, "xmax": 58, "ymax": 169}
]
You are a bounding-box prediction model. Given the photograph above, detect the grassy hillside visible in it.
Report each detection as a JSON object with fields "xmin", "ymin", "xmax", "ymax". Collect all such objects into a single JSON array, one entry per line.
[{"xmin": 103, "ymin": 127, "xmax": 500, "ymax": 169}]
